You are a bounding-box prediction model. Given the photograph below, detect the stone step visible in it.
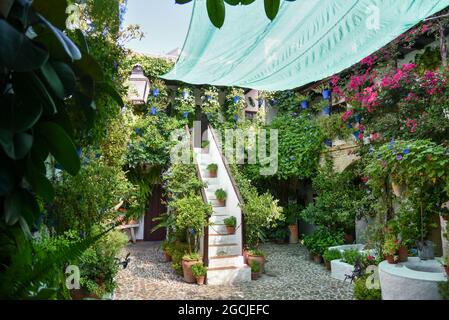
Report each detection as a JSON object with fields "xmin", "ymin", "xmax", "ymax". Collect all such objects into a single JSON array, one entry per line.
[
  {"xmin": 207, "ymin": 265, "xmax": 251, "ymax": 285},
  {"xmin": 208, "ymin": 242, "xmax": 240, "ymax": 256},
  {"xmin": 203, "ymin": 177, "xmax": 219, "ymax": 186},
  {"xmin": 209, "ymin": 214, "xmax": 230, "ymax": 224},
  {"xmin": 208, "ymin": 255, "xmax": 244, "ymax": 268},
  {"xmin": 208, "ymin": 233, "xmax": 237, "ymax": 245},
  {"xmin": 211, "ymin": 206, "xmax": 227, "ymax": 215},
  {"xmin": 209, "ymin": 224, "xmax": 229, "ymax": 234}
]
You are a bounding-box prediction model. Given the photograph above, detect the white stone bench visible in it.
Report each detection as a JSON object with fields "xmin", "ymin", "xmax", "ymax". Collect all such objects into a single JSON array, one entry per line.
[{"xmin": 116, "ymin": 224, "xmax": 140, "ymax": 243}]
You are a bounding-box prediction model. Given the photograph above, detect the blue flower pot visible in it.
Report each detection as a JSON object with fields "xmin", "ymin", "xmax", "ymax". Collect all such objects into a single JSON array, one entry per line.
[
  {"xmin": 183, "ymin": 112, "xmax": 189, "ymax": 118},
  {"xmin": 324, "ymin": 140, "xmax": 333, "ymax": 147},
  {"xmin": 152, "ymin": 88, "xmax": 159, "ymax": 97},
  {"xmin": 322, "ymin": 106, "xmax": 331, "ymax": 115},
  {"xmin": 300, "ymin": 100, "xmax": 309, "ymax": 109},
  {"xmin": 76, "ymin": 148, "xmax": 82, "ymax": 158},
  {"xmin": 150, "ymin": 107, "xmax": 157, "ymax": 115},
  {"xmin": 55, "ymin": 163, "xmax": 64, "ymax": 170},
  {"xmin": 322, "ymin": 89, "xmax": 331, "ymax": 100}
]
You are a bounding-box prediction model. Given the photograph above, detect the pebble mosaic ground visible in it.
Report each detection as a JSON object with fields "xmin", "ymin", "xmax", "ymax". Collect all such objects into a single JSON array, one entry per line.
[{"xmin": 115, "ymin": 242, "xmax": 354, "ymax": 300}]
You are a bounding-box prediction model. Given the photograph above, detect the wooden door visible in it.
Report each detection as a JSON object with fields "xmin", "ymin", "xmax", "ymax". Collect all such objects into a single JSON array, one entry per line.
[{"xmin": 143, "ymin": 184, "xmax": 166, "ymax": 241}]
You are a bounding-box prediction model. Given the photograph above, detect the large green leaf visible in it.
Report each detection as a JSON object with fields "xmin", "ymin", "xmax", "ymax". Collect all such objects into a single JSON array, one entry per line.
[
  {"xmin": 25, "ymin": 158, "xmax": 55, "ymax": 202},
  {"xmin": 4, "ymin": 189, "xmax": 40, "ymax": 226},
  {"xmin": 32, "ymin": 0, "xmax": 68, "ymax": 30},
  {"xmin": 74, "ymin": 29, "xmax": 89, "ymax": 54},
  {"xmin": 264, "ymin": 0, "xmax": 280, "ymax": 21},
  {"xmin": 51, "ymin": 61, "xmax": 76, "ymax": 96},
  {"xmin": 0, "ymin": 95, "xmax": 43, "ymax": 132},
  {"xmin": 224, "ymin": 0, "xmax": 240, "ymax": 5},
  {"xmin": 40, "ymin": 62, "xmax": 65, "ymax": 99},
  {"xmin": 35, "ymin": 122, "xmax": 80, "ymax": 176},
  {"xmin": 73, "ymin": 52, "xmax": 104, "ymax": 81},
  {"xmin": 0, "ymin": 130, "xmax": 33, "ymax": 160},
  {"xmin": 240, "ymin": 0, "xmax": 256, "ymax": 5},
  {"xmin": 0, "ymin": 20, "xmax": 49, "ymax": 71},
  {"xmin": 206, "ymin": 0, "xmax": 225, "ymax": 28}
]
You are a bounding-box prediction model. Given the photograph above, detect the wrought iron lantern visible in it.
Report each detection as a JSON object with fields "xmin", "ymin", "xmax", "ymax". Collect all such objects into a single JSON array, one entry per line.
[{"xmin": 127, "ymin": 64, "xmax": 150, "ymax": 104}]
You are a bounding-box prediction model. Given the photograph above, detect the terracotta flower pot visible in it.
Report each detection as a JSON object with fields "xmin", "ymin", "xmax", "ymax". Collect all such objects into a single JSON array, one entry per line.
[
  {"xmin": 313, "ymin": 254, "xmax": 322, "ymax": 264},
  {"xmin": 163, "ymin": 251, "xmax": 172, "ymax": 262},
  {"xmin": 324, "ymin": 260, "xmax": 331, "ymax": 271},
  {"xmin": 251, "ymin": 272, "xmax": 260, "ymax": 280},
  {"xmin": 209, "ymin": 169, "xmax": 217, "ymax": 178},
  {"xmin": 196, "ymin": 276, "xmax": 205, "ymax": 285},
  {"xmin": 226, "ymin": 226, "xmax": 235, "ymax": 234},
  {"xmin": 398, "ymin": 245, "xmax": 408, "ymax": 262},
  {"xmin": 217, "ymin": 199, "xmax": 226, "ymax": 207},
  {"xmin": 248, "ymin": 255, "xmax": 265, "ymax": 273},
  {"xmin": 385, "ymin": 255, "xmax": 398, "ymax": 264},
  {"xmin": 127, "ymin": 219, "xmax": 138, "ymax": 225},
  {"xmin": 182, "ymin": 258, "xmax": 200, "ymax": 283},
  {"xmin": 288, "ymin": 224, "xmax": 298, "ymax": 244}
]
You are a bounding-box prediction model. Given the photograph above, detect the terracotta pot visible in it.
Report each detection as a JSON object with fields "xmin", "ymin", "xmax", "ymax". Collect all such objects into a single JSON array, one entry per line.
[
  {"xmin": 288, "ymin": 224, "xmax": 298, "ymax": 244},
  {"xmin": 127, "ymin": 219, "xmax": 138, "ymax": 225},
  {"xmin": 226, "ymin": 226, "xmax": 235, "ymax": 234},
  {"xmin": 209, "ymin": 169, "xmax": 217, "ymax": 178},
  {"xmin": 344, "ymin": 233, "xmax": 354, "ymax": 244},
  {"xmin": 313, "ymin": 254, "xmax": 322, "ymax": 264},
  {"xmin": 182, "ymin": 258, "xmax": 200, "ymax": 283},
  {"xmin": 217, "ymin": 199, "xmax": 226, "ymax": 207},
  {"xmin": 391, "ymin": 182, "xmax": 404, "ymax": 197},
  {"xmin": 324, "ymin": 260, "xmax": 331, "ymax": 271},
  {"xmin": 70, "ymin": 288, "xmax": 99, "ymax": 300},
  {"xmin": 385, "ymin": 255, "xmax": 398, "ymax": 264},
  {"xmin": 196, "ymin": 276, "xmax": 205, "ymax": 285},
  {"xmin": 163, "ymin": 251, "xmax": 172, "ymax": 262},
  {"xmin": 251, "ymin": 272, "xmax": 260, "ymax": 280},
  {"xmin": 248, "ymin": 255, "xmax": 265, "ymax": 273},
  {"xmin": 398, "ymin": 245, "xmax": 408, "ymax": 262}
]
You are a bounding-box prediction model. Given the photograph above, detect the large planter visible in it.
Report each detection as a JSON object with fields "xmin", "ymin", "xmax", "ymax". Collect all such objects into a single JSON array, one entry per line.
[
  {"xmin": 251, "ymin": 272, "xmax": 260, "ymax": 280},
  {"xmin": 398, "ymin": 245, "xmax": 408, "ymax": 262},
  {"xmin": 247, "ymin": 255, "xmax": 265, "ymax": 273},
  {"xmin": 288, "ymin": 224, "xmax": 298, "ymax": 244},
  {"xmin": 217, "ymin": 199, "xmax": 226, "ymax": 207},
  {"xmin": 182, "ymin": 258, "xmax": 200, "ymax": 283},
  {"xmin": 385, "ymin": 255, "xmax": 398, "ymax": 264}
]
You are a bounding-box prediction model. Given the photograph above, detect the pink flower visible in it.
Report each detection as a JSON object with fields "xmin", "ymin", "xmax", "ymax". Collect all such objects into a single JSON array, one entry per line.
[
  {"xmin": 406, "ymin": 119, "xmax": 417, "ymax": 133},
  {"xmin": 342, "ymin": 110, "xmax": 353, "ymax": 122},
  {"xmin": 370, "ymin": 133, "xmax": 380, "ymax": 141},
  {"xmin": 367, "ymin": 255, "xmax": 374, "ymax": 261},
  {"xmin": 401, "ymin": 63, "xmax": 416, "ymax": 72}
]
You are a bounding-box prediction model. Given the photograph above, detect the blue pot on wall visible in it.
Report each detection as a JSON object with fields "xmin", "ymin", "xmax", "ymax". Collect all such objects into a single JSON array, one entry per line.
[
  {"xmin": 322, "ymin": 89, "xmax": 331, "ymax": 100},
  {"xmin": 234, "ymin": 115, "xmax": 239, "ymax": 122},
  {"xmin": 150, "ymin": 106, "xmax": 157, "ymax": 115},
  {"xmin": 322, "ymin": 106, "xmax": 331, "ymax": 116},
  {"xmin": 300, "ymin": 100, "xmax": 309, "ymax": 109},
  {"xmin": 324, "ymin": 140, "xmax": 333, "ymax": 147}
]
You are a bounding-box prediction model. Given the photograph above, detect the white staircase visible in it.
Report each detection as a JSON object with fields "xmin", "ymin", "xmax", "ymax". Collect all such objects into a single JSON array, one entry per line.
[{"xmin": 193, "ymin": 127, "xmax": 251, "ymax": 285}]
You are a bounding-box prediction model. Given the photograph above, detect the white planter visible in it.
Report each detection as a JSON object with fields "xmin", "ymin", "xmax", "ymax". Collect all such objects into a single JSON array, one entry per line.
[{"xmin": 331, "ymin": 259, "xmax": 355, "ymax": 281}]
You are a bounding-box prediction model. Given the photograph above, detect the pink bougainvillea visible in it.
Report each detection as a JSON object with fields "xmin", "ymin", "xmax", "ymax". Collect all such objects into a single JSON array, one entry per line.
[{"xmin": 341, "ymin": 110, "xmax": 353, "ymax": 122}]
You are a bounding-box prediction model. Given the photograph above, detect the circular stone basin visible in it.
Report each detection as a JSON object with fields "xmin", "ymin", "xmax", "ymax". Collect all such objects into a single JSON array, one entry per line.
[{"xmin": 379, "ymin": 257, "xmax": 447, "ymax": 300}]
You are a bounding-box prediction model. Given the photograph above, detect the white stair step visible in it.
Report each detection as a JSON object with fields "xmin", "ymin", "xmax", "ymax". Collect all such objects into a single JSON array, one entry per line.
[
  {"xmin": 207, "ymin": 265, "xmax": 251, "ymax": 285},
  {"xmin": 203, "ymin": 177, "xmax": 219, "ymax": 186},
  {"xmin": 210, "ymin": 199, "xmax": 226, "ymax": 207},
  {"xmin": 208, "ymin": 255, "xmax": 245, "ymax": 268},
  {"xmin": 209, "ymin": 215, "xmax": 229, "ymax": 224},
  {"xmin": 211, "ymin": 207, "xmax": 227, "ymax": 215},
  {"xmin": 209, "ymin": 243, "xmax": 240, "ymax": 257},
  {"xmin": 209, "ymin": 224, "xmax": 229, "ymax": 234},
  {"xmin": 209, "ymin": 233, "xmax": 237, "ymax": 245}
]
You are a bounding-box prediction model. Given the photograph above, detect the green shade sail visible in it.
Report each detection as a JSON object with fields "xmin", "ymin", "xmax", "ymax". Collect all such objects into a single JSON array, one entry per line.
[{"xmin": 163, "ymin": 0, "xmax": 449, "ymax": 91}]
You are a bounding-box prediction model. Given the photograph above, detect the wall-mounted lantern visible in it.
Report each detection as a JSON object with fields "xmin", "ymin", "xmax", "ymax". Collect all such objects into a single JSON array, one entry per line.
[{"xmin": 127, "ymin": 64, "xmax": 150, "ymax": 104}]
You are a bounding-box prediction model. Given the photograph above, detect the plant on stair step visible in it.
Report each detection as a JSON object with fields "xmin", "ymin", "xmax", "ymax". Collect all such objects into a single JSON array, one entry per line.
[
  {"xmin": 247, "ymin": 248, "xmax": 266, "ymax": 274},
  {"xmin": 250, "ymin": 260, "xmax": 261, "ymax": 280},
  {"xmin": 191, "ymin": 262, "xmax": 207, "ymax": 285},
  {"xmin": 201, "ymin": 140, "xmax": 210, "ymax": 154},
  {"xmin": 223, "ymin": 216, "xmax": 237, "ymax": 234},
  {"xmin": 215, "ymin": 189, "xmax": 227, "ymax": 206},
  {"xmin": 207, "ymin": 163, "xmax": 218, "ymax": 178}
]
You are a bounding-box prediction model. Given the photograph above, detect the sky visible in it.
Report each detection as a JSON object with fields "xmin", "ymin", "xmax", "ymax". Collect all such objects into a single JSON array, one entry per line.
[{"xmin": 122, "ymin": 0, "xmax": 193, "ymax": 56}]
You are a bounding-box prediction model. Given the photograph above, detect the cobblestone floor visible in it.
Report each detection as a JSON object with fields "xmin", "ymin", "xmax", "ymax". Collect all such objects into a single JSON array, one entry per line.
[{"xmin": 115, "ymin": 242, "xmax": 354, "ymax": 300}]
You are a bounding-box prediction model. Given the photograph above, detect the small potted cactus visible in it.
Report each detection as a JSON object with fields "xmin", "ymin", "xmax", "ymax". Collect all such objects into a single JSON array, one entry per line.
[
  {"xmin": 215, "ymin": 188, "xmax": 227, "ymax": 206},
  {"xmin": 223, "ymin": 216, "xmax": 236, "ymax": 234},
  {"xmin": 207, "ymin": 163, "xmax": 218, "ymax": 178}
]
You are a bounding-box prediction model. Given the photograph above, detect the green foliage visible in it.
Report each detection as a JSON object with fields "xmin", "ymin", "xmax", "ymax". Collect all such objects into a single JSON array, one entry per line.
[
  {"xmin": 318, "ymin": 113, "xmax": 352, "ymax": 141},
  {"xmin": 182, "ymin": 252, "xmax": 201, "ymax": 261},
  {"xmin": 382, "ymin": 236, "xmax": 399, "ymax": 256},
  {"xmin": 122, "ymin": 53, "xmax": 174, "ymax": 81},
  {"xmin": 201, "ymin": 86, "xmax": 221, "ymax": 126},
  {"xmin": 323, "ymin": 249, "xmax": 342, "ymax": 262},
  {"xmin": 223, "ymin": 216, "xmax": 237, "ymax": 228},
  {"xmin": 342, "ymin": 249, "xmax": 364, "ymax": 266},
  {"xmin": 269, "ymin": 227, "xmax": 289, "ymax": 242},
  {"xmin": 207, "ymin": 163, "xmax": 218, "ymax": 172},
  {"xmin": 191, "ymin": 263, "xmax": 207, "ymax": 277},
  {"xmin": 303, "ymin": 228, "xmax": 344, "ymax": 255},
  {"xmin": 415, "ymin": 46, "xmax": 442, "ymax": 74},
  {"xmin": 172, "ymin": 196, "xmax": 211, "ymax": 234},
  {"xmin": 250, "ymin": 260, "xmax": 261, "ymax": 273},
  {"xmin": 354, "ymin": 275, "xmax": 382, "ymax": 300},
  {"xmin": 224, "ymin": 87, "xmax": 246, "ymax": 122},
  {"xmin": 174, "ymin": 87, "xmax": 196, "ymax": 117},
  {"xmin": 167, "ymin": 241, "xmax": 190, "ymax": 275},
  {"xmin": 439, "ymin": 280, "xmax": 449, "ymax": 300},
  {"xmin": 283, "ymin": 204, "xmax": 302, "ymax": 225},
  {"xmin": 215, "ymin": 188, "xmax": 227, "ymax": 201},
  {"xmin": 163, "ymin": 163, "xmax": 206, "ymax": 201},
  {"xmin": 248, "ymin": 248, "xmax": 266, "ymax": 257}
]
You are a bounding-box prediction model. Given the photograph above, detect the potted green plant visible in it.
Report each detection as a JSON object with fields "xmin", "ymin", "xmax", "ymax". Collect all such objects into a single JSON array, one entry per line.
[
  {"xmin": 223, "ymin": 216, "xmax": 237, "ymax": 234},
  {"xmin": 201, "ymin": 140, "xmax": 210, "ymax": 154},
  {"xmin": 247, "ymin": 248, "xmax": 266, "ymax": 273},
  {"xmin": 284, "ymin": 204, "xmax": 301, "ymax": 244},
  {"xmin": 215, "ymin": 188, "xmax": 227, "ymax": 206},
  {"xmin": 161, "ymin": 240, "xmax": 172, "ymax": 262},
  {"xmin": 397, "ymin": 241, "xmax": 408, "ymax": 262},
  {"xmin": 323, "ymin": 249, "xmax": 342, "ymax": 270},
  {"xmin": 383, "ymin": 238, "xmax": 400, "ymax": 264},
  {"xmin": 191, "ymin": 262, "xmax": 207, "ymax": 285},
  {"xmin": 250, "ymin": 260, "xmax": 261, "ymax": 280},
  {"xmin": 207, "ymin": 163, "xmax": 218, "ymax": 178},
  {"xmin": 182, "ymin": 253, "xmax": 201, "ymax": 283},
  {"xmin": 270, "ymin": 227, "xmax": 289, "ymax": 244}
]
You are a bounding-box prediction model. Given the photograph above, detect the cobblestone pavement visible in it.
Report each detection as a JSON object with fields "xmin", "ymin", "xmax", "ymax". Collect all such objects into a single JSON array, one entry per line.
[{"xmin": 115, "ymin": 242, "xmax": 354, "ymax": 300}]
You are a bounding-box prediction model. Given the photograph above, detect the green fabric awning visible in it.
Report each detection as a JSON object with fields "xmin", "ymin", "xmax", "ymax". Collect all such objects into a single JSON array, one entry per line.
[{"xmin": 163, "ymin": 0, "xmax": 449, "ymax": 91}]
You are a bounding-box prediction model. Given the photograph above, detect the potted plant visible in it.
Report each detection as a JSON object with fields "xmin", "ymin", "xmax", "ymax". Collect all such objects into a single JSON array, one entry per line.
[
  {"xmin": 215, "ymin": 188, "xmax": 227, "ymax": 206},
  {"xmin": 250, "ymin": 260, "xmax": 261, "ymax": 280},
  {"xmin": 383, "ymin": 238, "xmax": 400, "ymax": 264},
  {"xmin": 397, "ymin": 242, "xmax": 408, "ymax": 262},
  {"xmin": 201, "ymin": 140, "xmax": 209, "ymax": 154},
  {"xmin": 312, "ymin": 251, "xmax": 323, "ymax": 264},
  {"xmin": 247, "ymin": 248, "xmax": 266, "ymax": 273},
  {"xmin": 284, "ymin": 204, "xmax": 301, "ymax": 244},
  {"xmin": 191, "ymin": 262, "xmax": 207, "ymax": 285},
  {"xmin": 161, "ymin": 241, "xmax": 172, "ymax": 262},
  {"xmin": 270, "ymin": 227, "xmax": 289, "ymax": 244},
  {"xmin": 207, "ymin": 163, "xmax": 218, "ymax": 178},
  {"xmin": 323, "ymin": 249, "xmax": 342, "ymax": 270},
  {"xmin": 182, "ymin": 253, "xmax": 201, "ymax": 283},
  {"xmin": 223, "ymin": 216, "xmax": 236, "ymax": 234}
]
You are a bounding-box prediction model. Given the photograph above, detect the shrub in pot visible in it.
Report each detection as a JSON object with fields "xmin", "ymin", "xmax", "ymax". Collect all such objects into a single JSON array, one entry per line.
[
  {"xmin": 383, "ymin": 238, "xmax": 400, "ymax": 264},
  {"xmin": 223, "ymin": 216, "xmax": 237, "ymax": 234},
  {"xmin": 247, "ymin": 248, "xmax": 266, "ymax": 273},
  {"xmin": 191, "ymin": 262, "xmax": 207, "ymax": 285},
  {"xmin": 182, "ymin": 253, "xmax": 201, "ymax": 283},
  {"xmin": 215, "ymin": 188, "xmax": 227, "ymax": 206},
  {"xmin": 323, "ymin": 249, "xmax": 342, "ymax": 270},
  {"xmin": 161, "ymin": 240, "xmax": 172, "ymax": 262},
  {"xmin": 284, "ymin": 204, "xmax": 302, "ymax": 244},
  {"xmin": 207, "ymin": 163, "xmax": 218, "ymax": 178},
  {"xmin": 250, "ymin": 260, "xmax": 261, "ymax": 280}
]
